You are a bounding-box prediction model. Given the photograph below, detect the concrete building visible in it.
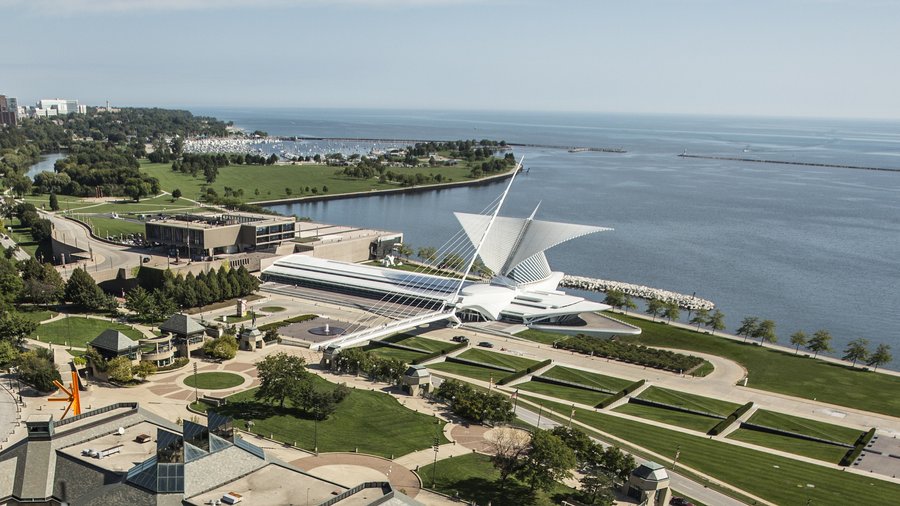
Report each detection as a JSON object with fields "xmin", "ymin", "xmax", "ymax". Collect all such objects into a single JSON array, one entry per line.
[
  {"xmin": 145, "ymin": 212, "xmax": 297, "ymax": 258},
  {"xmin": 401, "ymin": 365, "xmax": 432, "ymax": 396},
  {"xmin": 0, "ymin": 403, "xmax": 421, "ymax": 505},
  {"xmin": 158, "ymin": 313, "xmax": 208, "ymax": 357},
  {"xmin": 33, "ymin": 98, "xmax": 86, "ymax": 117},
  {"xmin": 622, "ymin": 461, "xmax": 672, "ymax": 506},
  {"xmin": 238, "ymin": 325, "xmax": 265, "ymax": 351},
  {"xmin": 0, "ymin": 95, "xmax": 17, "ymax": 127}
]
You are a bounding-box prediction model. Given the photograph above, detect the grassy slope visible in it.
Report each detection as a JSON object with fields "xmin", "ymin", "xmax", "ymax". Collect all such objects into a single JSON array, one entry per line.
[
  {"xmin": 363, "ymin": 343, "xmax": 426, "ymax": 363},
  {"xmin": 33, "ymin": 316, "xmax": 144, "ymax": 347},
  {"xmin": 514, "ymin": 380, "xmax": 610, "ymax": 407},
  {"xmin": 516, "ymin": 329, "xmax": 571, "ymax": 345},
  {"xmin": 520, "ymin": 395, "xmax": 900, "ymax": 505},
  {"xmin": 727, "ymin": 428, "xmax": 850, "ymax": 464},
  {"xmin": 613, "ymin": 402, "xmax": 721, "ymax": 433},
  {"xmin": 199, "ymin": 375, "xmax": 447, "ymax": 457},
  {"xmin": 141, "ymin": 159, "xmax": 492, "ymax": 203},
  {"xmin": 745, "ymin": 409, "xmax": 864, "ymax": 445},
  {"xmin": 541, "ymin": 365, "xmax": 633, "ymax": 392},
  {"xmin": 637, "ymin": 386, "xmax": 740, "ymax": 417},
  {"xmin": 612, "ymin": 313, "xmax": 900, "ymax": 417},
  {"xmin": 429, "ymin": 361, "xmax": 502, "ymax": 383},
  {"xmin": 418, "ymin": 452, "xmax": 575, "ymax": 506},
  {"xmin": 388, "ymin": 335, "xmax": 455, "ymax": 353},
  {"xmin": 457, "ymin": 348, "xmax": 540, "ymax": 370}
]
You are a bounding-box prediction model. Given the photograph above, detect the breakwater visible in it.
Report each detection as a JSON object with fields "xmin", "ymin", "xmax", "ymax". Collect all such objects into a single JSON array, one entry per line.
[
  {"xmin": 560, "ymin": 275, "xmax": 715, "ymax": 310},
  {"xmin": 679, "ymin": 153, "xmax": 899, "ymax": 173}
]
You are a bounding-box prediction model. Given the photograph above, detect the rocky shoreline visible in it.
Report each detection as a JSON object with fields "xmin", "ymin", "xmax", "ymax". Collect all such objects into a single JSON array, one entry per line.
[{"xmin": 561, "ymin": 275, "xmax": 715, "ymax": 310}]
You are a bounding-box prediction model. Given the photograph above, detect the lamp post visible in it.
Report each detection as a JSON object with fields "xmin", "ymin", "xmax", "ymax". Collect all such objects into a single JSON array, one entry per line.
[
  {"xmin": 672, "ymin": 444, "xmax": 681, "ymax": 471},
  {"xmin": 536, "ymin": 403, "xmax": 544, "ymax": 429},
  {"xmin": 431, "ymin": 418, "xmax": 440, "ymax": 487},
  {"xmin": 314, "ymin": 407, "xmax": 319, "ymax": 455},
  {"xmin": 192, "ymin": 361, "xmax": 199, "ymax": 403}
]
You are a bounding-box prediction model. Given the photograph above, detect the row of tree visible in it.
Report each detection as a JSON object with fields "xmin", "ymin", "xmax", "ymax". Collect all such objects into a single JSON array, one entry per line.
[
  {"xmin": 47, "ymin": 142, "xmax": 160, "ymax": 200},
  {"xmin": 329, "ymin": 346, "xmax": 410, "ymax": 385},
  {"xmin": 254, "ymin": 352, "xmax": 350, "ymax": 420},
  {"xmin": 434, "ymin": 379, "xmax": 516, "ymax": 425}
]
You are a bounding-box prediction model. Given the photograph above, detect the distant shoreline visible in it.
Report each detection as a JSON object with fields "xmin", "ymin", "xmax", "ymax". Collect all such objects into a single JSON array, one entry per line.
[{"xmin": 249, "ymin": 166, "xmax": 519, "ymax": 207}]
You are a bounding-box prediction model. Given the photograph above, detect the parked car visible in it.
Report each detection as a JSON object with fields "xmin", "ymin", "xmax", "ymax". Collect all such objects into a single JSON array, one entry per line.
[
  {"xmin": 452, "ymin": 335, "xmax": 469, "ymax": 343},
  {"xmin": 477, "ymin": 341, "xmax": 494, "ymax": 348},
  {"xmin": 670, "ymin": 498, "xmax": 694, "ymax": 506}
]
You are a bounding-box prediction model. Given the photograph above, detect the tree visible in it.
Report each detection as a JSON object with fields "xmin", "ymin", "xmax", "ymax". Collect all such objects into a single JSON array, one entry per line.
[
  {"xmin": 595, "ymin": 445, "xmax": 635, "ymax": 483},
  {"xmin": 690, "ymin": 308, "xmax": 709, "ymax": 330},
  {"xmin": 645, "ymin": 298, "xmax": 665, "ymax": 321},
  {"xmin": 736, "ymin": 316, "xmax": 759, "ymax": 343},
  {"xmin": 106, "ymin": 356, "xmax": 134, "ymax": 383},
  {"xmin": 707, "ymin": 310, "xmax": 726, "ymax": 335},
  {"xmin": 0, "ymin": 312, "xmax": 39, "ymax": 346},
  {"xmin": 255, "ymin": 352, "xmax": 308, "ymax": 408},
  {"xmin": 789, "ymin": 331, "xmax": 808, "ymax": 355},
  {"xmin": 663, "ymin": 302, "xmax": 680, "ymax": 323},
  {"xmin": 842, "ymin": 338, "xmax": 870, "ymax": 367},
  {"xmin": 30, "ymin": 219, "xmax": 53, "ymax": 243},
  {"xmin": 580, "ymin": 471, "xmax": 616, "ymax": 506},
  {"xmin": 0, "ymin": 340, "xmax": 19, "ymax": 369},
  {"xmin": 417, "ymin": 246, "xmax": 437, "ymax": 263},
  {"xmin": 807, "ymin": 330, "xmax": 833, "ymax": 358},
  {"xmin": 15, "ymin": 349, "xmax": 61, "ymax": 392},
  {"xmin": 550, "ymin": 426, "xmax": 596, "ymax": 469},
  {"xmin": 202, "ymin": 334, "xmax": 238, "ymax": 360},
  {"xmin": 134, "ymin": 360, "xmax": 157, "ymax": 381},
  {"xmin": 489, "ymin": 427, "xmax": 531, "ymax": 490},
  {"xmin": 866, "ymin": 344, "xmax": 892, "ymax": 371},
  {"xmin": 515, "ymin": 429, "xmax": 576, "ymax": 492},
  {"xmin": 623, "ymin": 295, "xmax": 637, "ymax": 314},
  {"xmin": 125, "ymin": 286, "xmax": 154, "ymax": 322},
  {"xmin": 65, "ymin": 267, "xmax": 113, "ymax": 311},
  {"xmin": 603, "ymin": 290, "xmax": 625, "ymax": 310},
  {"xmin": 753, "ymin": 319, "xmax": 777, "ymax": 346},
  {"xmin": 171, "ymin": 188, "xmax": 182, "ymax": 200},
  {"xmin": 49, "ymin": 192, "xmax": 60, "ymax": 211}
]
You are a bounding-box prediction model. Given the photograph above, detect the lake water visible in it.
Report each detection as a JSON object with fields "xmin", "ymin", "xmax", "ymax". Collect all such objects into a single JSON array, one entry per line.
[
  {"xmin": 193, "ymin": 108, "xmax": 900, "ymax": 367},
  {"xmin": 26, "ymin": 152, "xmax": 66, "ymax": 180}
]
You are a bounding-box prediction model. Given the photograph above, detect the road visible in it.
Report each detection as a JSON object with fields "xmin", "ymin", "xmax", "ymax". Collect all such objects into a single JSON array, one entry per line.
[
  {"xmin": 42, "ymin": 211, "xmax": 146, "ymax": 275},
  {"xmin": 515, "ymin": 405, "xmax": 747, "ymax": 506}
]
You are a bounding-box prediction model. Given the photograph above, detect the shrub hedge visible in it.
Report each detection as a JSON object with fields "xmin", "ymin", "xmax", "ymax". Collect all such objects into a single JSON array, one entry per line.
[
  {"xmin": 258, "ymin": 314, "xmax": 318, "ymax": 332},
  {"xmin": 708, "ymin": 402, "xmax": 754, "ymax": 436},
  {"xmin": 497, "ymin": 359, "xmax": 553, "ymax": 385},
  {"xmin": 555, "ymin": 334, "xmax": 703, "ymax": 373},
  {"xmin": 596, "ymin": 379, "xmax": 646, "ymax": 409},
  {"xmin": 839, "ymin": 428, "xmax": 877, "ymax": 466}
]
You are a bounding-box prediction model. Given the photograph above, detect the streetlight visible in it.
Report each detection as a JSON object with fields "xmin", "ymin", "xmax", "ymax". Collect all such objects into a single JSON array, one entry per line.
[
  {"xmin": 431, "ymin": 418, "xmax": 440, "ymax": 488},
  {"xmin": 672, "ymin": 444, "xmax": 681, "ymax": 471},
  {"xmin": 536, "ymin": 403, "xmax": 544, "ymax": 428}
]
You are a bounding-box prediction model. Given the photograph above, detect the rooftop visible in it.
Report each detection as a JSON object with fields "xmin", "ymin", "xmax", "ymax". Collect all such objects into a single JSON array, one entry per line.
[
  {"xmin": 89, "ymin": 329, "xmax": 139, "ymax": 352},
  {"xmin": 160, "ymin": 313, "xmax": 206, "ymax": 336}
]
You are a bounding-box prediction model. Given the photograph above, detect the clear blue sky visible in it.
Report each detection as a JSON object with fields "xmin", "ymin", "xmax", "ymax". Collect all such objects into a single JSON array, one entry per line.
[{"xmin": 1, "ymin": 0, "xmax": 899, "ymax": 119}]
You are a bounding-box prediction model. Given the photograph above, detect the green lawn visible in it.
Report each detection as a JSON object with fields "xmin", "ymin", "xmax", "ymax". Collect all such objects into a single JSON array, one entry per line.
[
  {"xmin": 519, "ymin": 395, "xmax": 900, "ymax": 505},
  {"xmin": 612, "ymin": 313, "xmax": 900, "ymax": 417},
  {"xmin": 637, "ymin": 386, "xmax": 740, "ymax": 417},
  {"xmin": 141, "ymin": 159, "xmax": 501, "ymax": 204},
  {"xmin": 516, "ymin": 328, "xmax": 572, "ymax": 345},
  {"xmin": 745, "ymin": 409, "xmax": 864, "ymax": 445},
  {"xmin": 514, "ymin": 380, "xmax": 611, "ymax": 407},
  {"xmin": 390, "ymin": 336, "xmax": 456, "ymax": 353},
  {"xmin": 194, "ymin": 375, "xmax": 447, "ymax": 457},
  {"xmin": 6, "ymin": 218, "xmax": 45, "ymax": 258},
  {"xmin": 17, "ymin": 309, "xmax": 56, "ymax": 324},
  {"xmin": 540, "ymin": 365, "xmax": 633, "ymax": 393},
  {"xmin": 363, "ymin": 343, "xmax": 427, "ymax": 363},
  {"xmin": 183, "ymin": 372, "xmax": 245, "ymax": 389},
  {"xmin": 613, "ymin": 402, "xmax": 722, "ymax": 433},
  {"xmin": 78, "ymin": 216, "xmax": 145, "ymax": 238},
  {"xmin": 456, "ymin": 348, "xmax": 540, "ymax": 371},
  {"xmin": 32, "ymin": 316, "xmax": 145, "ymax": 348},
  {"xmin": 20, "ymin": 194, "xmax": 87, "ymax": 211},
  {"xmin": 419, "ymin": 452, "xmax": 576, "ymax": 506},
  {"xmin": 727, "ymin": 428, "xmax": 850, "ymax": 464},
  {"xmin": 67, "ymin": 194, "xmax": 200, "ymax": 214},
  {"xmin": 430, "ymin": 360, "xmax": 505, "ymax": 383},
  {"xmin": 259, "ymin": 306, "xmax": 285, "ymax": 313}
]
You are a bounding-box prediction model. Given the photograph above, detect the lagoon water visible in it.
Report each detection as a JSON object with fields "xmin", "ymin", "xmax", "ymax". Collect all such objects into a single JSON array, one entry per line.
[{"xmin": 195, "ymin": 108, "xmax": 900, "ymax": 367}]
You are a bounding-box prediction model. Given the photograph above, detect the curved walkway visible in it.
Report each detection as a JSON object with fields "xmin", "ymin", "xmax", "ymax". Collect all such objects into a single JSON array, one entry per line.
[{"xmin": 290, "ymin": 453, "xmax": 420, "ymax": 498}]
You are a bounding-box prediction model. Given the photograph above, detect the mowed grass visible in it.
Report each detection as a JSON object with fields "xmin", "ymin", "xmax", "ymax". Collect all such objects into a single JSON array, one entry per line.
[
  {"xmin": 541, "ymin": 365, "xmax": 633, "ymax": 393},
  {"xmin": 32, "ymin": 316, "xmax": 145, "ymax": 347},
  {"xmin": 745, "ymin": 409, "xmax": 864, "ymax": 445},
  {"xmin": 519, "ymin": 395, "xmax": 900, "ymax": 505},
  {"xmin": 419, "ymin": 452, "xmax": 575, "ymax": 506},
  {"xmin": 17, "ymin": 309, "xmax": 56, "ymax": 324},
  {"xmin": 363, "ymin": 343, "xmax": 427, "ymax": 363},
  {"xmin": 456, "ymin": 349, "xmax": 540, "ymax": 371},
  {"xmin": 727, "ymin": 428, "xmax": 851, "ymax": 464},
  {"xmin": 183, "ymin": 372, "xmax": 245, "ymax": 390},
  {"xmin": 141, "ymin": 159, "xmax": 497, "ymax": 203},
  {"xmin": 429, "ymin": 361, "xmax": 504, "ymax": 383},
  {"xmin": 612, "ymin": 313, "xmax": 900, "ymax": 417},
  {"xmin": 67, "ymin": 194, "xmax": 200, "ymax": 214},
  {"xmin": 613, "ymin": 402, "xmax": 722, "ymax": 433},
  {"xmin": 80, "ymin": 216, "xmax": 146, "ymax": 238},
  {"xmin": 515, "ymin": 380, "xmax": 610, "ymax": 407},
  {"xmin": 197, "ymin": 375, "xmax": 447, "ymax": 457},
  {"xmin": 637, "ymin": 386, "xmax": 740, "ymax": 417},
  {"xmin": 384, "ymin": 334, "xmax": 455, "ymax": 353}
]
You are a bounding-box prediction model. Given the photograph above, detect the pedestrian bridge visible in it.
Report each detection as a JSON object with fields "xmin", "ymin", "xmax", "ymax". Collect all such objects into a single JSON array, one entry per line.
[{"xmin": 310, "ymin": 309, "xmax": 460, "ymax": 352}]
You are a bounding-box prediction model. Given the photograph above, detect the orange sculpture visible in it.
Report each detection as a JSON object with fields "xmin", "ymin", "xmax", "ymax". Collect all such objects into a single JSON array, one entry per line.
[{"xmin": 49, "ymin": 370, "xmax": 82, "ymax": 419}]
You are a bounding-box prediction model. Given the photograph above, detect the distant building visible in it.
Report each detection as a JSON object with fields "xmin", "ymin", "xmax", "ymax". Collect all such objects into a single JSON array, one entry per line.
[
  {"xmin": 145, "ymin": 211, "xmax": 298, "ymax": 259},
  {"xmin": 32, "ymin": 98, "xmax": 86, "ymax": 117},
  {"xmin": 0, "ymin": 95, "xmax": 17, "ymax": 127},
  {"xmin": 0, "ymin": 403, "xmax": 421, "ymax": 505}
]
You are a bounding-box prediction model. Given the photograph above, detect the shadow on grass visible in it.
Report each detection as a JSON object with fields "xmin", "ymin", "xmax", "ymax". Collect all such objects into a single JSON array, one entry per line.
[{"xmin": 445, "ymin": 477, "xmax": 567, "ymax": 506}]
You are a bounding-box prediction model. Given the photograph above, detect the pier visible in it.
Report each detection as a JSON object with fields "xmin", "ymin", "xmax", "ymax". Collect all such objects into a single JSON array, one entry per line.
[{"xmin": 679, "ymin": 153, "xmax": 899, "ymax": 173}]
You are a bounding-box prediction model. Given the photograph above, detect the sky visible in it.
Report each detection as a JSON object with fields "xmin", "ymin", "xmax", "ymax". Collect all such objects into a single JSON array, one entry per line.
[{"xmin": 1, "ymin": 0, "xmax": 899, "ymax": 119}]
